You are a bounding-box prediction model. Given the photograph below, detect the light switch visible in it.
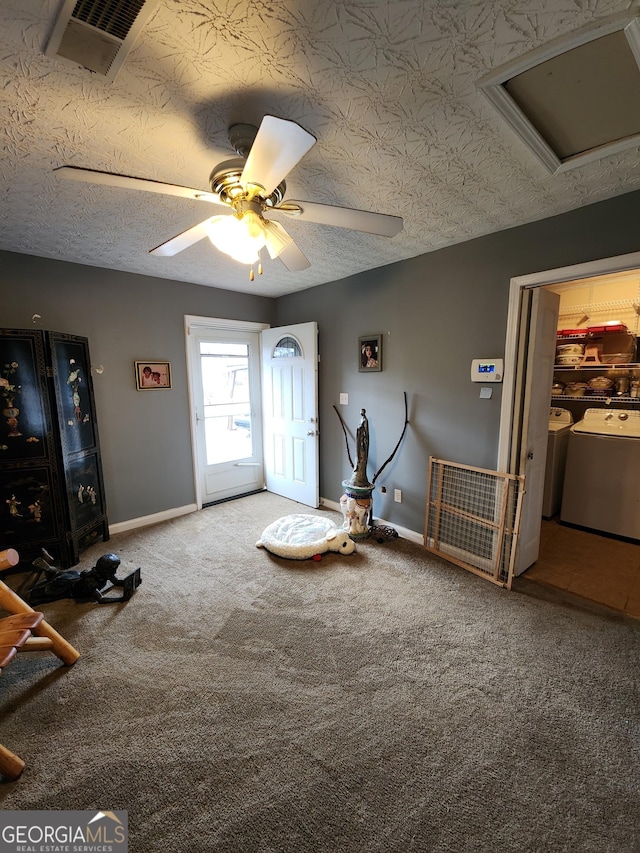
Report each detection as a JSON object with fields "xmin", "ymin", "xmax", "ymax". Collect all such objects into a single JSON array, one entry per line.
[
  {"xmin": 340, "ymin": 393, "xmax": 348, "ymax": 405},
  {"xmin": 479, "ymin": 387, "xmax": 493, "ymax": 399}
]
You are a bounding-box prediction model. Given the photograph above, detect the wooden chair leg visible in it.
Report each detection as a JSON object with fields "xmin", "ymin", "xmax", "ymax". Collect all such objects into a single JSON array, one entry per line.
[
  {"xmin": 0, "ymin": 550, "xmax": 79, "ymax": 666},
  {"xmin": 0, "ymin": 743, "xmax": 25, "ymax": 781},
  {"xmin": 0, "ymin": 549, "xmax": 81, "ymax": 781},
  {"xmin": 0, "ymin": 581, "xmax": 79, "ymax": 666},
  {"xmin": 0, "ymin": 549, "xmax": 19, "ymax": 571}
]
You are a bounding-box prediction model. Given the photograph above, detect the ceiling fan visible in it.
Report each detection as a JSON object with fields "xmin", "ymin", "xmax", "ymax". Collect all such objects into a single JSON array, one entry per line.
[{"xmin": 55, "ymin": 115, "xmax": 403, "ymax": 278}]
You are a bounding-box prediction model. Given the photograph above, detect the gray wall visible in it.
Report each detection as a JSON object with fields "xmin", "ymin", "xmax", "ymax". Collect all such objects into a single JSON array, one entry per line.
[
  {"xmin": 276, "ymin": 190, "xmax": 640, "ymax": 533},
  {"xmin": 0, "ymin": 252, "xmax": 276, "ymax": 523},
  {"xmin": 3, "ymin": 189, "xmax": 640, "ymax": 535}
]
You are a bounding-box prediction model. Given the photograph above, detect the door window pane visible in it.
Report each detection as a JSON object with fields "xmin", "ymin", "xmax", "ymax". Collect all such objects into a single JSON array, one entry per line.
[
  {"xmin": 273, "ymin": 336, "xmax": 301, "ymax": 358},
  {"xmin": 199, "ymin": 342, "xmax": 252, "ymax": 464}
]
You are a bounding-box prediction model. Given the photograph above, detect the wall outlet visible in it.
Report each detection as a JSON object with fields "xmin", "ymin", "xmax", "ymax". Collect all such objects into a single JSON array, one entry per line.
[
  {"xmin": 339, "ymin": 392, "xmax": 348, "ymax": 405},
  {"xmin": 394, "ymin": 489, "xmax": 402, "ymax": 503}
]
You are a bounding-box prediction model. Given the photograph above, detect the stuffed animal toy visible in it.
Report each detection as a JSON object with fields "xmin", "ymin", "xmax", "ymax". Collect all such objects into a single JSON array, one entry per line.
[{"xmin": 256, "ymin": 513, "xmax": 357, "ymax": 560}]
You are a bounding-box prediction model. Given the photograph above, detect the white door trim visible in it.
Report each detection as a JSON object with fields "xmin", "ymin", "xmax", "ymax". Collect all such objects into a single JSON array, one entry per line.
[
  {"xmin": 497, "ymin": 250, "xmax": 640, "ymax": 473},
  {"xmin": 184, "ymin": 315, "xmax": 269, "ymax": 509},
  {"xmin": 185, "ymin": 316, "xmax": 270, "ymax": 333}
]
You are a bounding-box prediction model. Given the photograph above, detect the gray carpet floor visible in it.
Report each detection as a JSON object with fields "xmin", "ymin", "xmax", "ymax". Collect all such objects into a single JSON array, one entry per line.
[{"xmin": 1, "ymin": 491, "xmax": 639, "ymax": 852}]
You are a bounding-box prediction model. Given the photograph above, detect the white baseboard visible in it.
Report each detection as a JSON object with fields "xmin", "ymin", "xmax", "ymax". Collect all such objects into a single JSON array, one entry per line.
[
  {"xmin": 109, "ymin": 503, "xmax": 198, "ymax": 535},
  {"xmin": 320, "ymin": 497, "xmax": 342, "ymax": 513},
  {"xmin": 111, "ymin": 498, "xmax": 424, "ymax": 545},
  {"xmin": 320, "ymin": 498, "xmax": 423, "ymax": 545}
]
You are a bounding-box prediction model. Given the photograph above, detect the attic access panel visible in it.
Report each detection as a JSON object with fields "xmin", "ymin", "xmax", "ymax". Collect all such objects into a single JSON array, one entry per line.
[{"xmin": 479, "ymin": 15, "xmax": 640, "ymax": 173}]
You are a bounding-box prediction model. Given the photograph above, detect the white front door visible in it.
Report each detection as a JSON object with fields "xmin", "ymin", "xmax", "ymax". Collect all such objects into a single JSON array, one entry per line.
[
  {"xmin": 513, "ymin": 287, "xmax": 560, "ymax": 574},
  {"xmin": 261, "ymin": 322, "xmax": 319, "ymax": 507},
  {"xmin": 188, "ymin": 324, "xmax": 265, "ymax": 506}
]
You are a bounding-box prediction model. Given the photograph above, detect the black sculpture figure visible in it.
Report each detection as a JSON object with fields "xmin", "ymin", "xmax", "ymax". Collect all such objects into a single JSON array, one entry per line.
[
  {"xmin": 27, "ymin": 551, "xmax": 141, "ymax": 605},
  {"xmin": 334, "ymin": 393, "xmax": 409, "ymax": 487},
  {"xmin": 348, "ymin": 408, "xmax": 372, "ymax": 489}
]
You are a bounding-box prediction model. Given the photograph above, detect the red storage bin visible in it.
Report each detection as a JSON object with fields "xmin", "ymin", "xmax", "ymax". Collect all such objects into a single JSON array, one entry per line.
[{"xmin": 586, "ymin": 323, "xmax": 627, "ymax": 334}]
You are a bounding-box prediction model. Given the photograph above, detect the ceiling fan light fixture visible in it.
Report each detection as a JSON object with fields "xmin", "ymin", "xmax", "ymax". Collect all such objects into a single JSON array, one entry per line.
[
  {"xmin": 263, "ymin": 220, "xmax": 293, "ymax": 260},
  {"xmin": 209, "ymin": 160, "xmax": 285, "ymax": 207},
  {"xmin": 205, "ymin": 212, "xmax": 267, "ymax": 265}
]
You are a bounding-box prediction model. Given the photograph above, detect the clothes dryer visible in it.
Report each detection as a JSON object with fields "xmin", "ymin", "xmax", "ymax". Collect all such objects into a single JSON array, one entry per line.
[
  {"xmin": 542, "ymin": 407, "xmax": 573, "ymax": 518},
  {"xmin": 560, "ymin": 408, "xmax": 640, "ymax": 539}
]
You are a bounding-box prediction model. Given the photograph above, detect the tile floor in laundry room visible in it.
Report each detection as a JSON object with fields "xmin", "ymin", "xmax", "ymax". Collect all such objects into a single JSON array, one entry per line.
[{"xmin": 521, "ymin": 517, "xmax": 640, "ymax": 620}]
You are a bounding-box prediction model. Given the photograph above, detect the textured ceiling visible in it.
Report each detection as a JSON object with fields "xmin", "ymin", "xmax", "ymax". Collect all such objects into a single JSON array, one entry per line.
[{"xmin": 2, "ymin": 0, "xmax": 640, "ymax": 298}]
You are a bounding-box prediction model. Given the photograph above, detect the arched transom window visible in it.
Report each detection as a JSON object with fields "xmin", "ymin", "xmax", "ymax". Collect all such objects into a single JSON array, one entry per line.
[{"xmin": 272, "ymin": 336, "xmax": 302, "ymax": 358}]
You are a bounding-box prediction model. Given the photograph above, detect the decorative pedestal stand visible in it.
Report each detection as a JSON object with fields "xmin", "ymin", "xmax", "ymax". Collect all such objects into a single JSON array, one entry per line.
[
  {"xmin": 340, "ymin": 481, "xmax": 400, "ymax": 543},
  {"xmin": 341, "ymin": 480, "xmax": 374, "ymax": 540},
  {"xmin": 337, "ymin": 404, "xmax": 405, "ymax": 544}
]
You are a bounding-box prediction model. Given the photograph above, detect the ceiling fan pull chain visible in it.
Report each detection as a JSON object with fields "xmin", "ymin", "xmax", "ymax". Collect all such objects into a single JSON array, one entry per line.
[
  {"xmin": 249, "ymin": 265, "xmax": 255, "ymax": 281},
  {"xmin": 258, "ymin": 261, "xmax": 263, "ymax": 276}
]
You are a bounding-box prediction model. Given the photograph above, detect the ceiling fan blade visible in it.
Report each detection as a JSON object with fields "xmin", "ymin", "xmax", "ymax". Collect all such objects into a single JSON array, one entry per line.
[
  {"xmin": 276, "ymin": 238, "xmax": 311, "ymax": 272},
  {"xmin": 55, "ymin": 166, "xmax": 224, "ymax": 206},
  {"xmin": 271, "ymin": 200, "xmax": 403, "ymax": 237},
  {"xmin": 149, "ymin": 216, "xmax": 226, "ymax": 256},
  {"xmin": 240, "ymin": 116, "xmax": 316, "ymax": 196}
]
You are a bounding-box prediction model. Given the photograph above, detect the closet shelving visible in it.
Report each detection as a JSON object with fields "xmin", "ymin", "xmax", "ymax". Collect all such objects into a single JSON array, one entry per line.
[
  {"xmin": 551, "ymin": 393, "xmax": 640, "ymax": 403},
  {"xmin": 551, "ymin": 279, "xmax": 640, "ymax": 404},
  {"xmin": 557, "ymin": 297, "xmax": 640, "ymax": 334},
  {"xmin": 553, "ymin": 322, "xmax": 640, "ymax": 403}
]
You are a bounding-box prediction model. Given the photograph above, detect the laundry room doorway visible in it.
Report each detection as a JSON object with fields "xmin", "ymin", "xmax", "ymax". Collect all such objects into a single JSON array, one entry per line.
[{"xmin": 499, "ymin": 250, "xmax": 640, "ymax": 617}]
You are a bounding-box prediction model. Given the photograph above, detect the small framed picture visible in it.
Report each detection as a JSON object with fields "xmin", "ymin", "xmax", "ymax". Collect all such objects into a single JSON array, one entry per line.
[
  {"xmin": 358, "ymin": 335, "xmax": 382, "ymax": 372},
  {"xmin": 135, "ymin": 361, "xmax": 172, "ymax": 390}
]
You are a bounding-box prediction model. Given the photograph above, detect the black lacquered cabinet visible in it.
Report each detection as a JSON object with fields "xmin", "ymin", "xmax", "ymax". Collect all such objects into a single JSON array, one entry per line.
[{"xmin": 0, "ymin": 329, "xmax": 109, "ymax": 567}]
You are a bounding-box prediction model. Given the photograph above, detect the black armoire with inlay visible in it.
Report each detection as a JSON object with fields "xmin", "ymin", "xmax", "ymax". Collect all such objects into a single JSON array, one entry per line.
[{"xmin": 0, "ymin": 328, "xmax": 109, "ymax": 568}]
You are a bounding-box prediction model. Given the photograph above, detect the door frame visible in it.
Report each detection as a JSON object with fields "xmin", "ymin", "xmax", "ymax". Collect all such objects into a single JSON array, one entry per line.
[
  {"xmin": 498, "ymin": 250, "xmax": 640, "ymax": 472},
  {"xmin": 185, "ymin": 315, "xmax": 269, "ymax": 509}
]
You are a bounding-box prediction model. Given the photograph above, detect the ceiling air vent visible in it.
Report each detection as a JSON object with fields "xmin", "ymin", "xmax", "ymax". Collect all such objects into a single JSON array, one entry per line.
[{"xmin": 44, "ymin": 0, "xmax": 160, "ymax": 82}]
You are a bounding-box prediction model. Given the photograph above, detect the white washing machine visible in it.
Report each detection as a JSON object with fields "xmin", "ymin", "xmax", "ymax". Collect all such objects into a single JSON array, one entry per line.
[
  {"xmin": 560, "ymin": 408, "xmax": 640, "ymax": 539},
  {"xmin": 542, "ymin": 407, "xmax": 573, "ymax": 518}
]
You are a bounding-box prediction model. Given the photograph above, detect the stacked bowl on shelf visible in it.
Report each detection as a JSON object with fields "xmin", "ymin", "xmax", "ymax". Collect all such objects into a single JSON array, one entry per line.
[{"xmin": 555, "ymin": 342, "xmax": 584, "ymax": 365}]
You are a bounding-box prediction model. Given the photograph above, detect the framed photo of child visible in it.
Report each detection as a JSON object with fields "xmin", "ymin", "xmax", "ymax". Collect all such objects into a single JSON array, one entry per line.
[{"xmin": 135, "ymin": 361, "xmax": 172, "ymax": 390}]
